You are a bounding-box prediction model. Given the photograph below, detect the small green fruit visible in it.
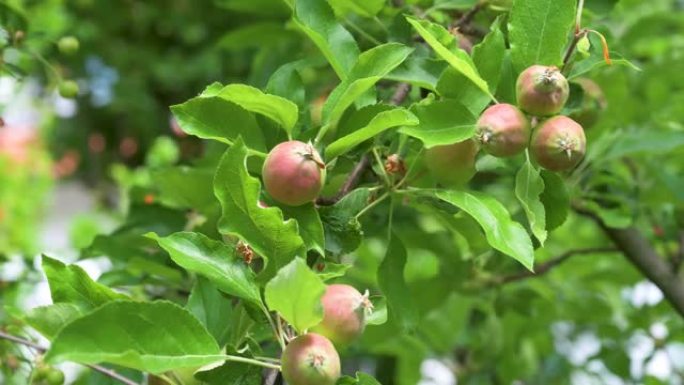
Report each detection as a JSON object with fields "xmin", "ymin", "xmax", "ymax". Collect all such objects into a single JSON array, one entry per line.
[
  {"xmin": 476, "ymin": 103, "xmax": 531, "ymax": 157},
  {"xmin": 424, "ymin": 140, "xmax": 479, "ymax": 186},
  {"xmin": 281, "ymin": 333, "xmax": 341, "ymax": 385},
  {"xmin": 516, "ymin": 65, "xmax": 569, "ymax": 116},
  {"xmin": 58, "ymin": 80, "xmax": 79, "ymax": 99},
  {"xmin": 531, "ymin": 116, "xmax": 586, "ymax": 172},
  {"xmin": 58, "ymin": 36, "xmax": 79, "ymax": 55},
  {"xmin": 45, "ymin": 368, "xmax": 65, "ymax": 385}
]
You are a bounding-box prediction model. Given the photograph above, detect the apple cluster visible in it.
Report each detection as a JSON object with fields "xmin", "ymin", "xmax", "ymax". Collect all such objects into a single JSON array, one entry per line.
[
  {"xmin": 281, "ymin": 284, "xmax": 371, "ymax": 385},
  {"xmin": 427, "ymin": 65, "xmax": 587, "ymax": 186}
]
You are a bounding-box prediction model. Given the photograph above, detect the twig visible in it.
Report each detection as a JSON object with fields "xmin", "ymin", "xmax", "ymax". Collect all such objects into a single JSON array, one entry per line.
[
  {"xmin": 263, "ymin": 368, "xmax": 280, "ymax": 385},
  {"xmin": 390, "ymin": 83, "xmax": 411, "ymax": 105},
  {"xmin": 675, "ymin": 231, "xmax": 684, "ymax": 272},
  {"xmin": 316, "ymin": 155, "xmax": 371, "ymax": 206},
  {"xmin": 453, "ymin": 1, "xmax": 485, "ymax": 29},
  {"xmin": 575, "ymin": 206, "xmax": 684, "ymax": 318},
  {"xmin": 0, "ymin": 330, "xmax": 140, "ymax": 385},
  {"xmin": 494, "ymin": 247, "xmax": 618, "ymax": 284},
  {"xmin": 562, "ymin": 29, "xmax": 588, "ymax": 71}
]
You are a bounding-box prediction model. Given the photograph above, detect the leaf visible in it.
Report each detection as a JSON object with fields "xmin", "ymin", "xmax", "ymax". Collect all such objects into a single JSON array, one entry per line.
[
  {"xmin": 435, "ymin": 190, "xmax": 535, "ymax": 270},
  {"xmin": 25, "ymin": 303, "xmax": 83, "ymax": 340},
  {"xmin": 218, "ymin": 22, "xmax": 297, "ymax": 51},
  {"xmin": 293, "ymin": 0, "xmax": 360, "ymax": 78},
  {"xmin": 186, "ymin": 278, "xmax": 234, "ymax": 347},
  {"xmin": 435, "ymin": 18, "xmax": 506, "ymax": 115},
  {"xmin": 377, "ymin": 234, "xmax": 418, "ymax": 331},
  {"xmin": 568, "ymin": 34, "xmax": 640, "ymax": 79},
  {"xmin": 150, "ymin": 232, "xmax": 262, "ymax": 308},
  {"xmin": 539, "ymin": 170, "xmax": 570, "ymax": 230},
  {"xmin": 279, "ymin": 203, "xmax": 325, "ymax": 255},
  {"xmin": 399, "ymin": 100, "xmax": 476, "ymax": 148},
  {"xmin": 45, "ymin": 301, "xmax": 223, "ymax": 373},
  {"xmin": 322, "ymin": 43, "xmax": 414, "ymax": 126},
  {"xmin": 41, "ymin": 256, "xmax": 128, "ymax": 310},
  {"xmin": 515, "ymin": 158, "xmax": 548, "ymax": 245},
  {"xmin": 328, "ymin": 0, "xmax": 385, "ymax": 18},
  {"xmin": 195, "ymin": 357, "xmax": 261, "ymax": 385},
  {"xmin": 319, "ymin": 188, "xmax": 371, "ymax": 255},
  {"xmin": 264, "ymin": 258, "xmax": 325, "ymax": 332},
  {"xmin": 365, "ymin": 297, "xmax": 387, "ymax": 326},
  {"xmin": 387, "ymin": 56, "xmax": 446, "ymax": 91},
  {"xmin": 150, "ymin": 167, "xmax": 216, "ymax": 213},
  {"xmin": 338, "ymin": 372, "xmax": 383, "ymax": 385},
  {"xmin": 316, "ymin": 262, "xmax": 351, "ymax": 281},
  {"xmin": 326, "ymin": 108, "xmax": 418, "ymax": 159},
  {"xmin": 508, "ymin": 0, "xmax": 577, "ymax": 72},
  {"xmin": 214, "ymin": 138, "xmax": 305, "ymax": 281},
  {"xmin": 216, "ymin": 84, "xmax": 299, "ymax": 136},
  {"xmin": 406, "ymin": 16, "xmax": 494, "ymax": 101}
]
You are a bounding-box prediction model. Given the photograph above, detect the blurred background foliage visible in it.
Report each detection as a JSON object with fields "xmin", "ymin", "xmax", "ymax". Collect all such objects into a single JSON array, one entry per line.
[{"xmin": 1, "ymin": 0, "xmax": 684, "ymax": 384}]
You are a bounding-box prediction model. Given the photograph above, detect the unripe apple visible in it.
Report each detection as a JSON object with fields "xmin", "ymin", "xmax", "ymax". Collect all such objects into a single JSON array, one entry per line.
[
  {"xmin": 262, "ymin": 141, "xmax": 326, "ymax": 206},
  {"xmin": 45, "ymin": 368, "xmax": 65, "ymax": 385},
  {"xmin": 312, "ymin": 284, "xmax": 371, "ymax": 346},
  {"xmin": 58, "ymin": 80, "xmax": 79, "ymax": 99},
  {"xmin": 57, "ymin": 36, "xmax": 79, "ymax": 55},
  {"xmin": 516, "ymin": 65, "xmax": 569, "ymax": 116},
  {"xmin": 568, "ymin": 78, "xmax": 607, "ymax": 128},
  {"xmin": 476, "ymin": 103, "xmax": 530, "ymax": 157},
  {"xmin": 281, "ymin": 333, "xmax": 341, "ymax": 385},
  {"xmin": 424, "ymin": 140, "xmax": 478, "ymax": 186},
  {"xmin": 531, "ymin": 116, "xmax": 586, "ymax": 172}
]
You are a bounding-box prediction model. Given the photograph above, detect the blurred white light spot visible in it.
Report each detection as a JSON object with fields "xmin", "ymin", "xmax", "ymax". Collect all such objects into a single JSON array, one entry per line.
[
  {"xmin": 418, "ymin": 359, "xmax": 456, "ymax": 385},
  {"xmin": 645, "ymin": 350, "xmax": 671, "ymax": 380},
  {"xmin": 624, "ymin": 281, "xmax": 664, "ymax": 307},
  {"xmin": 649, "ymin": 322, "xmax": 668, "ymax": 340}
]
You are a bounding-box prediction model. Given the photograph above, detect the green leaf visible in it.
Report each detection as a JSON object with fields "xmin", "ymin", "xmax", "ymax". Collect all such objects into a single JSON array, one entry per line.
[
  {"xmin": 435, "ymin": 18, "xmax": 505, "ymax": 115},
  {"xmin": 435, "ymin": 190, "xmax": 535, "ymax": 270},
  {"xmin": 508, "ymin": 0, "xmax": 577, "ymax": 72},
  {"xmin": 316, "ymin": 261, "xmax": 351, "ymax": 281},
  {"xmin": 216, "ymin": 84, "xmax": 298, "ymax": 136},
  {"xmin": 328, "ymin": 0, "xmax": 385, "ymax": 18},
  {"xmin": 378, "ymin": 234, "xmax": 418, "ymax": 331},
  {"xmin": 323, "ymin": 43, "xmax": 414, "ymax": 126},
  {"xmin": 195, "ymin": 357, "xmax": 261, "ymax": 385},
  {"xmin": 326, "ymin": 108, "xmax": 418, "ymax": 159},
  {"xmin": 539, "ymin": 170, "xmax": 569, "ymax": 230},
  {"xmin": 214, "ymin": 138, "xmax": 305, "ymax": 281},
  {"xmin": 365, "ymin": 296, "xmax": 387, "ymax": 326},
  {"xmin": 568, "ymin": 34, "xmax": 640, "ymax": 79},
  {"xmin": 150, "ymin": 232, "xmax": 262, "ymax": 308},
  {"xmin": 45, "ymin": 301, "xmax": 223, "ymax": 373},
  {"xmin": 406, "ymin": 16, "xmax": 494, "ymax": 101},
  {"xmin": 515, "ymin": 158, "xmax": 548, "ymax": 245},
  {"xmin": 150, "ymin": 167, "xmax": 216, "ymax": 213},
  {"xmin": 280, "ymin": 203, "xmax": 326, "ymax": 255},
  {"xmin": 42, "ymin": 256, "xmax": 128, "ymax": 310},
  {"xmin": 218, "ymin": 22, "xmax": 297, "ymax": 51},
  {"xmin": 170, "ymin": 83, "xmax": 267, "ymax": 151},
  {"xmin": 25, "ymin": 303, "xmax": 83, "ymax": 340},
  {"xmin": 399, "ymin": 100, "xmax": 476, "ymax": 148},
  {"xmin": 338, "ymin": 372, "xmax": 382, "ymax": 385},
  {"xmin": 186, "ymin": 278, "xmax": 234, "ymax": 347},
  {"xmin": 387, "ymin": 56, "xmax": 446, "ymax": 92},
  {"xmin": 319, "ymin": 188, "xmax": 371, "ymax": 255},
  {"xmin": 293, "ymin": 0, "xmax": 360, "ymax": 78},
  {"xmin": 264, "ymin": 258, "xmax": 326, "ymax": 332}
]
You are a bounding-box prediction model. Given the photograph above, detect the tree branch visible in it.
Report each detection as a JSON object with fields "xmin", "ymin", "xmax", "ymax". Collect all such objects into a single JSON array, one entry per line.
[
  {"xmin": 316, "ymin": 155, "xmax": 371, "ymax": 206},
  {"xmin": 316, "ymin": 82, "xmax": 411, "ymax": 206},
  {"xmin": 576, "ymin": 208, "xmax": 684, "ymax": 318},
  {"xmin": 263, "ymin": 368, "xmax": 280, "ymax": 385},
  {"xmin": 0, "ymin": 330, "xmax": 140, "ymax": 385},
  {"xmin": 675, "ymin": 231, "xmax": 684, "ymax": 272},
  {"xmin": 495, "ymin": 247, "xmax": 618, "ymax": 284},
  {"xmin": 454, "ymin": 1, "xmax": 485, "ymax": 29},
  {"xmin": 562, "ymin": 29, "xmax": 588, "ymax": 71}
]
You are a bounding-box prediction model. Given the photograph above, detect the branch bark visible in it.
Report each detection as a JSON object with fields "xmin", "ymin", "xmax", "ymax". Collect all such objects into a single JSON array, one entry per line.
[
  {"xmin": 0, "ymin": 330, "xmax": 140, "ymax": 385},
  {"xmin": 577, "ymin": 208, "xmax": 684, "ymax": 318},
  {"xmin": 495, "ymin": 247, "xmax": 618, "ymax": 284},
  {"xmin": 316, "ymin": 155, "xmax": 370, "ymax": 206}
]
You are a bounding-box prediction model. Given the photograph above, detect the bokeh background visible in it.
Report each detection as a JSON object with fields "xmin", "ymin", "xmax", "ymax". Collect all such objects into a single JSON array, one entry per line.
[{"xmin": 1, "ymin": 0, "xmax": 684, "ymax": 384}]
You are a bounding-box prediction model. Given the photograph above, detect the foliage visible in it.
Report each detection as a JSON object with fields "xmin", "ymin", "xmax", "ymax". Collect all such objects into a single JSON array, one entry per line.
[{"xmin": 2, "ymin": 1, "xmax": 684, "ymax": 385}]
